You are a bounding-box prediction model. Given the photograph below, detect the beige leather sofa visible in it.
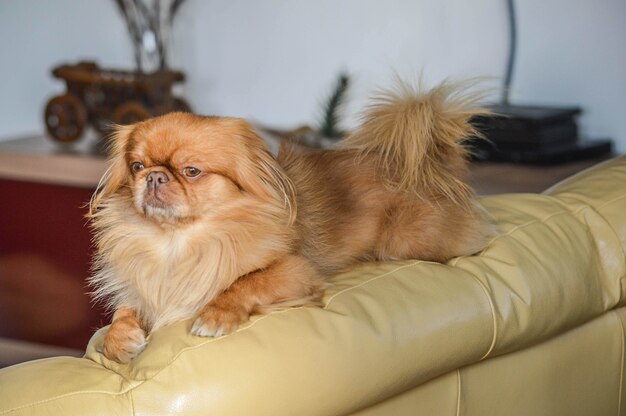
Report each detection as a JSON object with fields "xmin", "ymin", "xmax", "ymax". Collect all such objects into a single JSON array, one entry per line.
[{"xmin": 1, "ymin": 156, "xmax": 625, "ymax": 416}]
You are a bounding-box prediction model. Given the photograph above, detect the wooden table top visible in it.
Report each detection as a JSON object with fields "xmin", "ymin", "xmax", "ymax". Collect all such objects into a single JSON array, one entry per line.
[
  {"xmin": 468, "ymin": 157, "xmax": 610, "ymax": 195},
  {"xmin": 0, "ymin": 135, "xmax": 106, "ymax": 188},
  {"xmin": 0, "ymin": 134, "xmax": 611, "ymax": 193}
]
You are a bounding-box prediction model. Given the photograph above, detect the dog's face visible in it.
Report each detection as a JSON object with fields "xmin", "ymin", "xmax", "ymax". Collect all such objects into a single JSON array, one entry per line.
[{"xmin": 90, "ymin": 113, "xmax": 295, "ymax": 225}]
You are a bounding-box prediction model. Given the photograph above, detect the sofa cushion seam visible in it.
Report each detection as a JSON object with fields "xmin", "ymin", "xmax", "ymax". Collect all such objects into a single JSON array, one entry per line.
[
  {"xmin": 470, "ymin": 274, "xmax": 498, "ymax": 360},
  {"xmin": 596, "ymin": 192, "xmax": 626, "ymax": 211},
  {"xmin": 449, "ymin": 257, "xmax": 498, "ymax": 360},
  {"xmin": 580, "ymin": 202, "xmax": 626, "ymax": 309},
  {"xmin": 555, "ymin": 199, "xmax": 626, "ymax": 309},
  {"xmin": 456, "ymin": 369, "xmax": 462, "ymax": 416},
  {"xmin": 477, "ymin": 209, "xmax": 571, "ymax": 254},
  {"xmin": 479, "ymin": 194, "xmax": 614, "ymax": 253},
  {"xmin": 129, "ymin": 386, "xmax": 136, "ymax": 416},
  {"xmin": 614, "ymin": 310, "xmax": 625, "ymax": 416},
  {"xmin": 457, "ymin": 202, "xmax": 603, "ymax": 360},
  {"xmin": 323, "ymin": 260, "xmax": 424, "ymax": 308},
  {"xmin": 0, "ymin": 389, "xmax": 137, "ymax": 416}
]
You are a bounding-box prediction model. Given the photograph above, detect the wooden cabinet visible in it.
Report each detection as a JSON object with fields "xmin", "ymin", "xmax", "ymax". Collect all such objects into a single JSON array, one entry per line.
[{"xmin": 0, "ymin": 136, "xmax": 107, "ymax": 351}]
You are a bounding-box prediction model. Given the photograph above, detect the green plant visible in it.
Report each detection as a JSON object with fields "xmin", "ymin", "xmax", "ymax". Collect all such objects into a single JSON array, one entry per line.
[{"xmin": 318, "ymin": 73, "xmax": 350, "ymax": 139}]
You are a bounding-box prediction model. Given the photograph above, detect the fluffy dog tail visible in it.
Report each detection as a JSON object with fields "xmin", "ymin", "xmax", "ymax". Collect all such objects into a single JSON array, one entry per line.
[{"xmin": 341, "ymin": 80, "xmax": 487, "ymax": 207}]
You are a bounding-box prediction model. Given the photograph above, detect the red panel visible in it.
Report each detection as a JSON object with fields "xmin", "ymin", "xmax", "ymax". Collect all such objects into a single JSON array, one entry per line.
[{"xmin": 0, "ymin": 179, "xmax": 109, "ymax": 349}]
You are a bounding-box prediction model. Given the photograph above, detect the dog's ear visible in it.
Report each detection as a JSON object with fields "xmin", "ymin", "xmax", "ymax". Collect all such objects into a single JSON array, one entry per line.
[
  {"xmin": 87, "ymin": 124, "xmax": 135, "ymax": 218},
  {"xmin": 232, "ymin": 120, "xmax": 297, "ymax": 225}
]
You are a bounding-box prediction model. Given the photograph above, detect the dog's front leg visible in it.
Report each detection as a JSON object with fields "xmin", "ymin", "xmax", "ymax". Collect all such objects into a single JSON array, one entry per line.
[
  {"xmin": 102, "ymin": 307, "xmax": 147, "ymax": 364},
  {"xmin": 191, "ymin": 254, "xmax": 324, "ymax": 337}
]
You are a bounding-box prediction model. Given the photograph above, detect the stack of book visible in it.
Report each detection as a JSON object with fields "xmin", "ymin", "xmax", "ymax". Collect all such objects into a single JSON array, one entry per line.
[{"xmin": 471, "ymin": 105, "xmax": 612, "ymax": 164}]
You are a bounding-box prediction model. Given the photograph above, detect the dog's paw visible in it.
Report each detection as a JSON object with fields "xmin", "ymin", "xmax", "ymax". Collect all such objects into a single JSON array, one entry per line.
[
  {"xmin": 191, "ymin": 303, "xmax": 249, "ymax": 338},
  {"xmin": 102, "ymin": 321, "xmax": 147, "ymax": 364}
]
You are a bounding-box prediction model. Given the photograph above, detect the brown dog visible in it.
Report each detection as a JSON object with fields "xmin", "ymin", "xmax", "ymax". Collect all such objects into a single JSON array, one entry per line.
[{"xmin": 88, "ymin": 81, "xmax": 494, "ymax": 363}]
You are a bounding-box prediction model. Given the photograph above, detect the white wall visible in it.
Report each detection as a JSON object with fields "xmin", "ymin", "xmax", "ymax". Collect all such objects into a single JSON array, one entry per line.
[{"xmin": 1, "ymin": 0, "xmax": 624, "ymax": 151}]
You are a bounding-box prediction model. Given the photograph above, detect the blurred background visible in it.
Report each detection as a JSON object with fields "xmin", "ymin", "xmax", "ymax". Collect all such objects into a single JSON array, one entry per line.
[{"xmin": 1, "ymin": 0, "xmax": 625, "ymax": 149}]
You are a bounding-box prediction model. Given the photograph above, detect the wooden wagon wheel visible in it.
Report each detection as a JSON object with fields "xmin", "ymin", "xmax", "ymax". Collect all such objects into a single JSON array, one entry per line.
[
  {"xmin": 44, "ymin": 94, "xmax": 87, "ymax": 143},
  {"xmin": 112, "ymin": 102, "xmax": 151, "ymax": 125}
]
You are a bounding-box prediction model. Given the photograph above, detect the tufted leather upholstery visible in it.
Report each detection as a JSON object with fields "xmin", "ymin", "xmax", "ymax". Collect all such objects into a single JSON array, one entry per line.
[{"xmin": 1, "ymin": 156, "xmax": 625, "ymax": 416}]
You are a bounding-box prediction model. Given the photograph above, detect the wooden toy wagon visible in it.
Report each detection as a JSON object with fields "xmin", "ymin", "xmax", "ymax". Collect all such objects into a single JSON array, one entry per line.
[{"xmin": 44, "ymin": 61, "xmax": 191, "ymax": 143}]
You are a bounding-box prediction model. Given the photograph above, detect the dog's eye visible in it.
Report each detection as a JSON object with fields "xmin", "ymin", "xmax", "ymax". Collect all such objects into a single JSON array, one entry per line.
[
  {"xmin": 183, "ymin": 167, "xmax": 201, "ymax": 178},
  {"xmin": 131, "ymin": 162, "xmax": 144, "ymax": 174}
]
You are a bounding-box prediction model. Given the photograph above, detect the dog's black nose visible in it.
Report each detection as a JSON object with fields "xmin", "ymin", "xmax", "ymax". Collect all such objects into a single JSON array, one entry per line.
[{"xmin": 146, "ymin": 171, "xmax": 169, "ymax": 188}]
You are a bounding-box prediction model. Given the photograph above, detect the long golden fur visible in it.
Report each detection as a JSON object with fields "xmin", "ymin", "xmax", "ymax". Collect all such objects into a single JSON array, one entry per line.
[{"xmin": 88, "ymin": 80, "xmax": 494, "ymax": 363}]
